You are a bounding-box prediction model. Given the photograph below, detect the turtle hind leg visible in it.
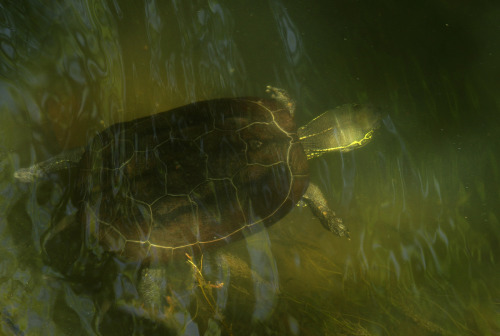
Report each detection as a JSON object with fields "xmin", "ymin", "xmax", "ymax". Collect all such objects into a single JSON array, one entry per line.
[
  {"xmin": 302, "ymin": 183, "xmax": 350, "ymax": 239},
  {"xmin": 14, "ymin": 146, "xmax": 84, "ymax": 183},
  {"xmin": 265, "ymin": 85, "xmax": 296, "ymax": 116}
]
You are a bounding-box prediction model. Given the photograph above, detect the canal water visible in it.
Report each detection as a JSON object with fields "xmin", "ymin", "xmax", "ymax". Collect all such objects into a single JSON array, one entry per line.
[{"xmin": 0, "ymin": 0, "xmax": 499, "ymax": 335}]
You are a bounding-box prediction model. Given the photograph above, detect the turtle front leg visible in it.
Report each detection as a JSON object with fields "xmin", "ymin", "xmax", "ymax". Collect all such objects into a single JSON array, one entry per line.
[
  {"xmin": 265, "ymin": 85, "xmax": 296, "ymax": 116},
  {"xmin": 302, "ymin": 183, "xmax": 350, "ymax": 239}
]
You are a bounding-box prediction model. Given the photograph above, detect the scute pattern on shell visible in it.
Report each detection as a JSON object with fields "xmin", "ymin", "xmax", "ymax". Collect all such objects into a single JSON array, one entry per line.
[{"xmin": 76, "ymin": 98, "xmax": 309, "ymax": 263}]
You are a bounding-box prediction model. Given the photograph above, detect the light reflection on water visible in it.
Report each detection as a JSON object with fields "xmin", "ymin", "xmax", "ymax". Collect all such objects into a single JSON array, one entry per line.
[{"xmin": 1, "ymin": 0, "xmax": 499, "ymax": 335}]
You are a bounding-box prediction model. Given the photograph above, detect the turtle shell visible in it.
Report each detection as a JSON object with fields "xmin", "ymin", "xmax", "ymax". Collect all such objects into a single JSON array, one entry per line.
[{"xmin": 75, "ymin": 97, "xmax": 309, "ymax": 263}]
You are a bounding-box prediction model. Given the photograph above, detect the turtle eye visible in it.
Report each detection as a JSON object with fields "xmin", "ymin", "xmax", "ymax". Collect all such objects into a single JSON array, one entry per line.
[{"xmin": 248, "ymin": 139, "xmax": 263, "ymax": 150}]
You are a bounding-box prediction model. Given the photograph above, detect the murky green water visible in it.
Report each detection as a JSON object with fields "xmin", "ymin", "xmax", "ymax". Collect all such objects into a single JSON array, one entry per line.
[{"xmin": 1, "ymin": 0, "xmax": 499, "ymax": 335}]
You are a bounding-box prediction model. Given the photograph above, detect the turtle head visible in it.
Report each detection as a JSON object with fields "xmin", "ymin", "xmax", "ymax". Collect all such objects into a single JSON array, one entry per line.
[{"xmin": 297, "ymin": 104, "xmax": 381, "ymax": 159}]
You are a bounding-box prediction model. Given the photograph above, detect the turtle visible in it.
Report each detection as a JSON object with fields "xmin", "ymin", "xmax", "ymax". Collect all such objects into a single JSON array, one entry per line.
[
  {"xmin": 15, "ymin": 86, "xmax": 380, "ymax": 267},
  {"xmin": 14, "ymin": 86, "xmax": 379, "ymax": 328}
]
